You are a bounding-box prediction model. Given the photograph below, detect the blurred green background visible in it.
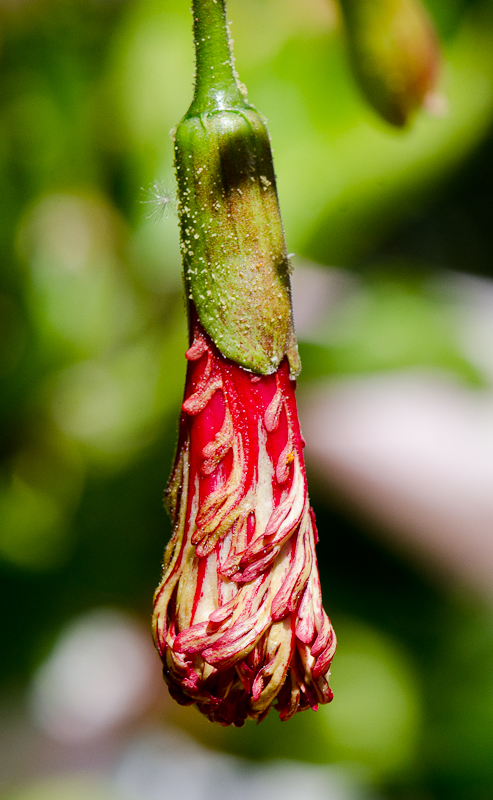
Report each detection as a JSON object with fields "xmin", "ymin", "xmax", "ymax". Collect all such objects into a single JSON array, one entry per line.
[{"xmin": 2, "ymin": 0, "xmax": 493, "ymax": 798}]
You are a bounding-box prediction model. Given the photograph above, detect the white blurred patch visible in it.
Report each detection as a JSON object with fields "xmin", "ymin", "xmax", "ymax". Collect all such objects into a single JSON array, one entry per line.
[
  {"xmin": 114, "ymin": 728, "xmax": 373, "ymax": 800},
  {"xmin": 290, "ymin": 260, "xmax": 356, "ymax": 340},
  {"xmin": 294, "ymin": 267, "xmax": 493, "ymax": 599},
  {"xmin": 30, "ymin": 609, "xmax": 157, "ymax": 743},
  {"xmin": 446, "ymin": 271, "xmax": 493, "ymax": 384},
  {"xmin": 302, "ymin": 368, "xmax": 493, "ymax": 598}
]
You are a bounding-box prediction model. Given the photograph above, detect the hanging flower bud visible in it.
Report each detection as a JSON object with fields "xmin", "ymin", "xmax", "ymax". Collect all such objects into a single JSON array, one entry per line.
[
  {"xmin": 153, "ymin": 314, "xmax": 336, "ymax": 725},
  {"xmin": 340, "ymin": 0, "xmax": 441, "ymax": 126},
  {"xmin": 152, "ymin": 0, "xmax": 335, "ymax": 725},
  {"xmin": 175, "ymin": 107, "xmax": 300, "ymax": 376}
]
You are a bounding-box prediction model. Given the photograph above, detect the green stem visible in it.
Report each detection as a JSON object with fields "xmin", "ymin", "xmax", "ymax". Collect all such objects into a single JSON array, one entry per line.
[{"xmin": 187, "ymin": 0, "xmax": 245, "ymax": 115}]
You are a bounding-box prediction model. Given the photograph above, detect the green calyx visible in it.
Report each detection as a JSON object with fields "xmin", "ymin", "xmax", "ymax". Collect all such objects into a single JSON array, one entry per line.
[{"xmin": 174, "ymin": 0, "xmax": 300, "ymax": 376}]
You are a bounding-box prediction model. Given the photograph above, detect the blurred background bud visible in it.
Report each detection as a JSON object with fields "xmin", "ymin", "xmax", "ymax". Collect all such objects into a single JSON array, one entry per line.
[{"xmin": 339, "ymin": 0, "xmax": 441, "ymax": 126}]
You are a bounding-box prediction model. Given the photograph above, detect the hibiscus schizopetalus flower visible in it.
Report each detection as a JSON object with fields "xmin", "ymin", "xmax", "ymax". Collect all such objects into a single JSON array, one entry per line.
[
  {"xmin": 153, "ymin": 313, "xmax": 336, "ymax": 725},
  {"xmin": 152, "ymin": 0, "xmax": 336, "ymax": 725}
]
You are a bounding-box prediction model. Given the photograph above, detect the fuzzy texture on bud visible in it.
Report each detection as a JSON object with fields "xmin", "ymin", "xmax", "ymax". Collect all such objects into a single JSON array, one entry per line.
[
  {"xmin": 152, "ymin": 314, "xmax": 336, "ymax": 726},
  {"xmin": 174, "ymin": 107, "xmax": 300, "ymax": 377}
]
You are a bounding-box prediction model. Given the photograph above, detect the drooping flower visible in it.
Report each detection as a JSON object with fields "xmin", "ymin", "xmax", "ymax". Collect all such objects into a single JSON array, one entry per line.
[
  {"xmin": 152, "ymin": 0, "xmax": 336, "ymax": 725},
  {"xmin": 152, "ymin": 312, "xmax": 336, "ymax": 726}
]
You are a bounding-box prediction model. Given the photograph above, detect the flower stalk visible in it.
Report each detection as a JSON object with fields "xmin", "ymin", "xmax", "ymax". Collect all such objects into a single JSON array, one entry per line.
[{"xmin": 153, "ymin": 0, "xmax": 335, "ymax": 726}]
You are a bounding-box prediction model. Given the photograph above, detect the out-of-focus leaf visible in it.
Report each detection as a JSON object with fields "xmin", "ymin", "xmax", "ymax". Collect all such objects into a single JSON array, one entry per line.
[
  {"xmin": 17, "ymin": 192, "xmax": 144, "ymax": 361},
  {"xmin": 298, "ymin": 268, "xmax": 484, "ymax": 385},
  {"xmin": 0, "ymin": 477, "xmax": 70, "ymax": 571},
  {"xmin": 49, "ymin": 308, "xmax": 185, "ymax": 467},
  {"xmin": 317, "ymin": 618, "xmax": 421, "ymax": 781},
  {"xmin": 261, "ymin": 4, "xmax": 493, "ymax": 264},
  {"xmin": 206, "ymin": 618, "xmax": 421, "ymax": 784}
]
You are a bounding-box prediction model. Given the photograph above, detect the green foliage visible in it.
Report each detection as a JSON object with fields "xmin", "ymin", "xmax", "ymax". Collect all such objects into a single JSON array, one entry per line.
[
  {"xmin": 298, "ymin": 267, "xmax": 484, "ymax": 384},
  {"xmin": 213, "ymin": 618, "xmax": 421, "ymax": 784}
]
